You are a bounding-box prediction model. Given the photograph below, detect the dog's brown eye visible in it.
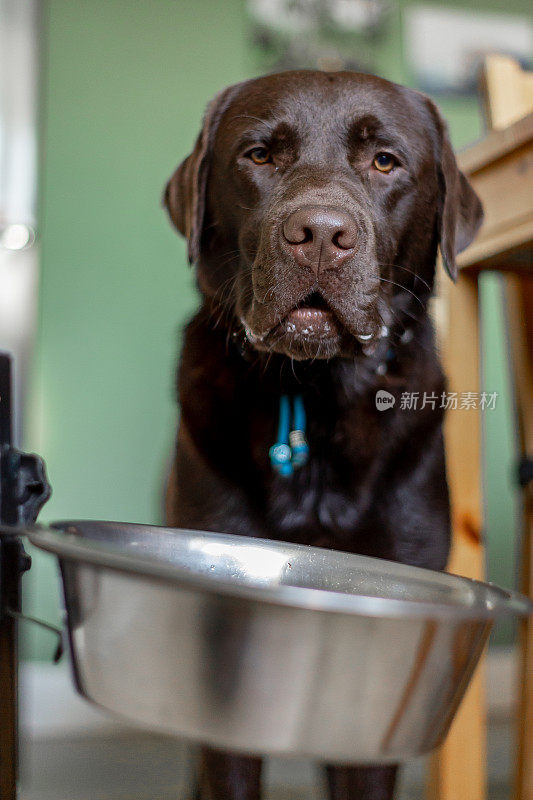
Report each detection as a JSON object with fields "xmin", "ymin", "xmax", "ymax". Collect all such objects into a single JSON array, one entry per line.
[
  {"xmin": 373, "ymin": 153, "xmax": 396, "ymax": 173},
  {"xmin": 248, "ymin": 147, "xmax": 272, "ymax": 165}
]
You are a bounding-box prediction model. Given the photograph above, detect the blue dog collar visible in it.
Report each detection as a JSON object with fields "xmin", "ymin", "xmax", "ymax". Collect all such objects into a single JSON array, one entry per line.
[{"xmin": 269, "ymin": 394, "xmax": 309, "ymax": 476}]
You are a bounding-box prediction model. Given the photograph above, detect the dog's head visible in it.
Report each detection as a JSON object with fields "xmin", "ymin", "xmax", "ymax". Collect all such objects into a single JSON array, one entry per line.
[{"xmin": 165, "ymin": 71, "xmax": 482, "ymax": 360}]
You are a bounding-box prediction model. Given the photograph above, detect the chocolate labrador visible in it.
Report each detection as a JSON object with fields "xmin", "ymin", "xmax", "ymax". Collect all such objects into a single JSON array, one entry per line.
[{"xmin": 163, "ymin": 70, "xmax": 483, "ymax": 800}]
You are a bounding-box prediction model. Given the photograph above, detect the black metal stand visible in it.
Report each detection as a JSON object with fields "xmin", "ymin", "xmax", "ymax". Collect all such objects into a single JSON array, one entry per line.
[{"xmin": 0, "ymin": 353, "xmax": 50, "ymax": 800}]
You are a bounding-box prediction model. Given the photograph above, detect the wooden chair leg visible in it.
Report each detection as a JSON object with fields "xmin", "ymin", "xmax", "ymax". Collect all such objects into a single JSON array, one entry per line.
[
  {"xmin": 504, "ymin": 276, "xmax": 533, "ymax": 800},
  {"xmin": 515, "ymin": 492, "xmax": 533, "ymax": 800},
  {"xmin": 428, "ymin": 271, "xmax": 487, "ymax": 800}
]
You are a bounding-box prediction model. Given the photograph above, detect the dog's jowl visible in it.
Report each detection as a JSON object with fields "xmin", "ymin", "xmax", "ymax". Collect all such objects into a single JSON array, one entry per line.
[{"xmin": 163, "ymin": 71, "xmax": 483, "ymax": 800}]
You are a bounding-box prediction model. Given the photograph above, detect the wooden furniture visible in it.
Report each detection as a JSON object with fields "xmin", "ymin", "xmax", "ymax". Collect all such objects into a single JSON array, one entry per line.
[
  {"xmin": 507, "ymin": 276, "xmax": 533, "ymax": 800},
  {"xmin": 429, "ymin": 56, "xmax": 533, "ymax": 800},
  {"xmin": 428, "ymin": 270, "xmax": 487, "ymax": 800}
]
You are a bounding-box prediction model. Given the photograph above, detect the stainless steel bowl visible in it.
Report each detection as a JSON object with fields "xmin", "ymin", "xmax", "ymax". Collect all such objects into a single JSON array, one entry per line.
[{"xmin": 30, "ymin": 521, "xmax": 532, "ymax": 764}]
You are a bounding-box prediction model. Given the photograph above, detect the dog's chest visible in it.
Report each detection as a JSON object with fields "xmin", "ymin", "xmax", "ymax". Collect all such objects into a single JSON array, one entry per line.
[{"xmin": 258, "ymin": 403, "xmax": 391, "ymax": 551}]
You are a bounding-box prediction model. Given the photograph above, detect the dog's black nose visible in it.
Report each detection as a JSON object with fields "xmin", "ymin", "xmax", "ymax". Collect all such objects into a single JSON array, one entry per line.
[{"xmin": 282, "ymin": 206, "xmax": 358, "ymax": 273}]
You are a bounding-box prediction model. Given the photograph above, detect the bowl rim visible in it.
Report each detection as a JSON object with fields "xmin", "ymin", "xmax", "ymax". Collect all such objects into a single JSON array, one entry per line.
[{"xmin": 25, "ymin": 520, "xmax": 533, "ymax": 622}]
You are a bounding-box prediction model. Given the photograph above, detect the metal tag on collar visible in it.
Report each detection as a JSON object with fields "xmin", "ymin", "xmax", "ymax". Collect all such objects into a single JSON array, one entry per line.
[{"xmin": 289, "ymin": 395, "xmax": 309, "ymax": 468}]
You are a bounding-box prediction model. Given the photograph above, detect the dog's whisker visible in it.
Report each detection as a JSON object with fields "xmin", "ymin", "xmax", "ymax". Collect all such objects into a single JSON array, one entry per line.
[
  {"xmin": 378, "ymin": 277, "xmax": 426, "ymax": 310},
  {"xmin": 227, "ymin": 113, "xmax": 273, "ymax": 131},
  {"xmin": 379, "ymin": 263, "xmax": 432, "ymax": 293}
]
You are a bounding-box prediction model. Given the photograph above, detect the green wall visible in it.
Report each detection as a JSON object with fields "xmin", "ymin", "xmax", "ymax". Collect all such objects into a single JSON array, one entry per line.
[
  {"xmin": 25, "ymin": 0, "xmax": 251, "ymax": 659},
  {"xmin": 25, "ymin": 0, "xmax": 525, "ymax": 659}
]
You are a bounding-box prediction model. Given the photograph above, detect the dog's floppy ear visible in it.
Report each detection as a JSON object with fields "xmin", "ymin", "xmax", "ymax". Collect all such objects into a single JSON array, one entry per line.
[
  {"xmin": 164, "ymin": 86, "xmax": 235, "ymax": 264},
  {"xmin": 425, "ymin": 100, "xmax": 483, "ymax": 281}
]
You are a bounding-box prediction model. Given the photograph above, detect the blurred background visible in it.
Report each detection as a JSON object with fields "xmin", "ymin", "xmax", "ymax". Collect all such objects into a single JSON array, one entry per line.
[{"xmin": 1, "ymin": 0, "xmax": 531, "ymax": 797}]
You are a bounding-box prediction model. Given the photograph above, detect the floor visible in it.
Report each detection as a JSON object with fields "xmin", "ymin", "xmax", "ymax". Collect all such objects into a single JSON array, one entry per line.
[{"xmin": 20, "ymin": 719, "xmax": 513, "ymax": 800}]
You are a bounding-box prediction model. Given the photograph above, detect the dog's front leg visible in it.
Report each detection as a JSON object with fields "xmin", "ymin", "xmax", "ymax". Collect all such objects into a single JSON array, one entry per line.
[
  {"xmin": 197, "ymin": 746, "xmax": 262, "ymax": 800},
  {"xmin": 166, "ymin": 433, "xmax": 265, "ymax": 800},
  {"xmin": 325, "ymin": 764, "xmax": 399, "ymax": 800}
]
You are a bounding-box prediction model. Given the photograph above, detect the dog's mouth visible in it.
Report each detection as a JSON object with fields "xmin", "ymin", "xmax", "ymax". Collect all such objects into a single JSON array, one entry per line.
[
  {"xmin": 249, "ymin": 290, "xmax": 346, "ymax": 359},
  {"xmin": 241, "ymin": 288, "xmax": 380, "ymax": 360},
  {"xmin": 283, "ymin": 292, "xmax": 340, "ymax": 338}
]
